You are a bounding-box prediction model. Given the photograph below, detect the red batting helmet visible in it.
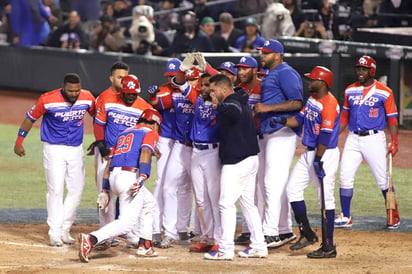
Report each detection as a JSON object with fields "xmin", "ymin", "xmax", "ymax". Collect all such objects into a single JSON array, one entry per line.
[
  {"xmin": 304, "ymin": 66, "xmax": 334, "ymax": 89},
  {"xmin": 356, "ymin": 55, "xmax": 376, "ymax": 77},
  {"xmin": 121, "ymin": 75, "xmax": 141, "ymax": 94},
  {"xmin": 140, "ymin": 108, "xmax": 162, "ymax": 126},
  {"xmin": 185, "ymin": 67, "xmax": 201, "ymax": 79}
]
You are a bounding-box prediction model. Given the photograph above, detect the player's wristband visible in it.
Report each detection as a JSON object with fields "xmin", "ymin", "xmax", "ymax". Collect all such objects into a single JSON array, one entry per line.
[
  {"xmin": 139, "ymin": 162, "xmax": 151, "ymax": 178},
  {"xmin": 15, "ymin": 128, "xmax": 28, "ymax": 146},
  {"xmin": 102, "ymin": 178, "xmax": 110, "ymax": 191}
]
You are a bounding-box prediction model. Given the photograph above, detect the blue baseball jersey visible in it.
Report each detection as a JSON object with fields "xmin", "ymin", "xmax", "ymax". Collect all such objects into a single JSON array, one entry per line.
[
  {"xmin": 343, "ymin": 80, "xmax": 398, "ymax": 132},
  {"xmin": 26, "ymin": 88, "xmax": 95, "ymax": 146},
  {"xmin": 95, "ymin": 93, "xmax": 151, "ymax": 147},
  {"xmin": 158, "ymin": 86, "xmax": 198, "ymax": 142},
  {"xmin": 296, "ymin": 93, "xmax": 340, "ymax": 148},
  {"xmin": 155, "ymin": 84, "xmax": 177, "ymax": 139},
  {"xmin": 109, "ymin": 124, "xmax": 159, "ymax": 169},
  {"xmin": 260, "ymin": 62, "xmax": 303, "ymax": 134},
  {"xmin": 190, "ymin": 96, "xmax": 219, "ymax": 144}
]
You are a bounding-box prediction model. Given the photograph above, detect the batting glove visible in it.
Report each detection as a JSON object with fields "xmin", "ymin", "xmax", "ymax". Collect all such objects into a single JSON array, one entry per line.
[
  {"xmin": 388, "ymin": 135, "xmax": 398, "ymax": 157},
  {"xmin": 95, "ymin": 140, "xmax": 111, "ymax": 157},
  {"xmin": 147, "ymin": 85, "xmax": 159, "ymax": 96},
  {"xmin": 97, "ymin": 190, "xmax": 110, "ymax": 213},
  {"xmin": 313, "ymin": 155, "xmax": 326, "ymax": 181},
  {"xmin": 194, "ymin": 52, "xmax": 207, "ymax": 72},
  {"xmin": 179, "ymin": 53, "xmax": 195, "ymax": 72},
  {"xmin": 129, "ymin": 175, "xmax": 146, "ymax": 197}
]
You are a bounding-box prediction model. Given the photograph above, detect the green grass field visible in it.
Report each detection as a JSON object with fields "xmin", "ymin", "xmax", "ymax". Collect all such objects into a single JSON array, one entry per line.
[{"xmin": 1, "ymin": 124, "xmax": 411, "ymax": 218}]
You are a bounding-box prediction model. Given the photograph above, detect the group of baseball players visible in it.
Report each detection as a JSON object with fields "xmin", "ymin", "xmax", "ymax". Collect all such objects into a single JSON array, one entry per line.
[{"xmin": 14, "ymin": 38, "xmax": 399, "ymax": 262}]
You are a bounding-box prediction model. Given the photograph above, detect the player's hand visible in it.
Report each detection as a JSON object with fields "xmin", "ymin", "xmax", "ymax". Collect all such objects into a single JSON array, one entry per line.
[
  {"xmin": 180, "ymin": 53, "xmax": 195, "ymax": 72},
  {"xmin": 313, "ymin": 155, "xmax": 325, "ymax": 181},
  {"xmin": 97, "ymin": 190, "xmax": 110, "ymax": 213},
  {"xmin": 129, "ymin": 175, "xmax": 146, "ymax": 197},
  {"xmin": 86, "ymin": 141, "xmax": 97, "ymax": 156},
  {"xmin": 154, "ymin": 147, "xmax": 162, "ymax": 159},
  {"xmin": 254, "ymin": 103, "xmax": 269, "ymax": 113},
  {"xmin": 147, "ymin": 85, "xmax": 159, "ymax": 96},
  {"xmin": 388, "ymin": 135, "xmax": 398, "ymax": 157},
  {"xmin": 194, "ymin": 52, "xmax": 207, "ymax": 72},
  {"xmin": 14, "ymin": 145, "xmax": 26, "ymax": 157},
  {"xmin": 95, "ymin": 140, "xmax": 111, "ymax": 158},
  {"xmin": 270, "ymin": 116, "xmax": 287, "ymax": 127}
]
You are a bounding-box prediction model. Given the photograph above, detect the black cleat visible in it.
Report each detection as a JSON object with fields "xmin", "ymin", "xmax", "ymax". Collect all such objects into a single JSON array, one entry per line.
[
  {"xmin": 307, "ymin": 244, "xmax": 337, "ymax": 259},
  {"xmin": 290, "ymin": 235, "xmax": 318, "ymax": 251},
  {"xmin": 234, "ymin": 232, "xmax": 251, "ymax": 245}
]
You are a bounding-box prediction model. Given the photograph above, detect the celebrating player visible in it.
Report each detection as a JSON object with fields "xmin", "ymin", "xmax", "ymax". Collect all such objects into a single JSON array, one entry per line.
[
  {"xmin": 14, "ymin": 73, "xmax": 95, "ymax": 247},
  {"xmin": 334, "ymin": 56, "xmax": 400, "ymax": 229},
  {"xmin": 277, "ymin": 66, "xmax": 339, "ymax": 258},
  {"xmin": 78, "ymin": 108, "xmax": 162, "ymax": 262},
  {"xmin": 204, "ymin": 74, "xmax": 267, "ymax": 260},
  {"xmin": 254, "ymin": 39, "xmax": 303, "ymax": 248},
  {"xmin": 87, "ymin": 61, "xmax": 129, "ymax": 248}
]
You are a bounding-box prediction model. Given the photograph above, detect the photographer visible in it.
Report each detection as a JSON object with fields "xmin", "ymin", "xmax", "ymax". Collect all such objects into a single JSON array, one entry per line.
[
  {"xmin": 294, "ymin": 20, "xmax": 327, "ymax": 39},
  {"xmin": 90, "ymin": 15, "xmax": 127, "ymax": 53}
]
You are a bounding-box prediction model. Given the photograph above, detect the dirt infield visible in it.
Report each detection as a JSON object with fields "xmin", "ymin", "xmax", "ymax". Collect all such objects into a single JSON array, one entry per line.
[{"xmin": 1, "ymin": 90, "xmax": 412, "ymax": 273}]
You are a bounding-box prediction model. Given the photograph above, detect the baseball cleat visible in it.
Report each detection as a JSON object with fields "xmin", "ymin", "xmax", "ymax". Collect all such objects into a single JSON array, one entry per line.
[
  {"xmin": 279, "ymin": 233, "xmax": 297, "ymax": 245},
  {"xmin": 238, "ymin": 247, "xmax": 268, "ymax": 258},
  {"xmin": 61, "ymin": 232, "xmax": 75, "ymax": 245},
  {"xmin": 265, "ymin": 235, "xmax": 282, "ymax": 248},
  {"xmin": 204, "ymin": 249, "xmax": 234, "ymax": 261},
  {"xmin": 137, "ymin": 245, "xmax": 158, "ymax": 257},
  {"xmin": 234, "ymin": 232, "xmax": 251, "ymax": 246},
  {"xmin": 49, "ymin": 236, "xmax": 63, "ymax": 247},
  {"xmin": 307, "ymin": 244, "xmax": 337, "ymax": 259},
  {"xmin": 386, "ymin": 219, "xmax": 400, "ymax": 229},
  {"xmin": 78, "ymin": 233, "xmax": 93, "ymax": 263},
  {"xmin": 290, "ymin": 235, "xmax": 318, "ymax": 251},
  {"xmin": 159, "ymin": 236, "xmax": 175, "ymax": 248},
  {"xmin": 334, "ymin": 213, "xmax": 353, "ymax": 228},
  {"xmin": 189, "ymin": 242, "xmax": 214, "ymax": 252}
]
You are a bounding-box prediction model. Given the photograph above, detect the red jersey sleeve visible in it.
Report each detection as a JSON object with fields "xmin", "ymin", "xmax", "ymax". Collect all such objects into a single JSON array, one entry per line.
[
  {"xmin": 141, "ymin": 129, "xmax": 159, "ymax": 154},
  {"xmin": 26, "ymin": 94, "xmax": 47, "ymax": 121}
]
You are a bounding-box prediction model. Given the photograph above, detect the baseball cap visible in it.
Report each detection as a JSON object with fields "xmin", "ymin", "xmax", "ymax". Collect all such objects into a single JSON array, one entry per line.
[
  {"xmin": 200, "ymin": 16, "xmax": 215, "ymax": 26},
  {"xmin": 257, "ymin": 68, "xmax": 266, "ymax": 76},
  {"xmin": 164, "ymin": 58, "xmax": 182, "ymax": 76},
  {"xmin": 245, "ymin": 17, "xmax": 257, "ymax": 26},
  {"xmin": 217, "ymin": 61, "xmax": 238, "ymax": 76},
  {"xmin": 257, "ymin": 39, "xmax": 284, "ymax": 54},
  {"xmin": 235, "ymin": 56, "xmax": 258, "ymax": 68}
]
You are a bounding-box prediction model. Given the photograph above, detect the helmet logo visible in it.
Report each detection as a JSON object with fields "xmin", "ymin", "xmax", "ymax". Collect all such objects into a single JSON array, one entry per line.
[
  {"xmin": 186, "ymin": 69, "xmax": 194, "ymax": 77},
  {"xmin": 359, "ymin": 57, "xmax": 368, "ymax": 65},
  {"xmin": 127, "ymin": 81, "xmax": 136, "ymax": 90}
]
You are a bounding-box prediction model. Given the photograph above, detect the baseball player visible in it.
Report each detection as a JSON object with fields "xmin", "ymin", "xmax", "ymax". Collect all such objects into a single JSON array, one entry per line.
[
  {"xmin": 216, "ymin": 61, "xmax": 238, "ymax": 84},
  {"xmin": 148, "ymin": 54, "xmax": 199, "ymax": 248},
  {"xmin": 146, "ymin": 58, "xmax": 181, "ymax": 246},
  {"xmin": 14, "ymin": 73, "xmax": 95, "ymax": 247},
  {"xmin": 204, "ymin": 74, "xmax": 267, "ymax": 260},
  {"xmin": 254, "ymin": 39, "xmax": 303, "ymax": 248},
  {"xmin": 278, "ymin": 66, "xmax": 339, "ymax": 258},
  {"xmin": 183, "ymin": 72, "xmax": 222, "ymax": 253},
  {"xmin": 87, "ymin": 61, "xmax": 129, "ymax": 248},
  {"xmin": 78, "ymin": 108, "xmax": 162, "ymax": 262},
  {"xmin": 334, "ymin": 56, "xmax": 400, "ymax": 229},
  {"xmin": 94, "ymin": 74, "xmax": 152, "ymax": 246}
]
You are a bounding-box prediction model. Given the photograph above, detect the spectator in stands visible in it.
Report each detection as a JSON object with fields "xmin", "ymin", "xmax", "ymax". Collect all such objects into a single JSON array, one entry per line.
[
  {"xmin": 236, "ymin": 0, "xmax": 268, "ymax": 17},
  {"xmin": 47, "ymin": 10, "xmax": 88, "ymax": 49},
  {"xmin": 294, "ymin": 20, "xmax": 328, "ymax": 39},
  {"xmin": 233, "ymin": 17, "xmax": 266, "ymax": 53},
  {"xmin": 113, "ymin": 0, "xmax": 133, "ymax": 35},
  {"xmin": 282, "ymin": 0, "xmax": 306, "ymax": 31},
  {"xmin": 215, "ymin": 12, "xmax": 243, "ymax": 51},
  {"xmin": 43, "ymin": 0, "xmax": 63, "ymax": 28},
  {"xmin": 363, "ymin": 0, "xmax": 382, "ymax": 26},
  {"xmin": 261, "ymin": 2, "xmax": 296, "ymax": 40},
  {"xmin": 9, "ymin": 0, "xmax": 57, "ymax": 46},
  {"xmin": 199, "ymin": 16, "xmax": 229, "ymax": 52},
  {"xmin": 378, "ymin": 0, "xmax": 412, "ymax": 27},
  {"xmin": 70, "ymin": 0, "xmax": 100, "ymax": 22},
  {"xmin": 194, "ymin": 0, "xmax": 212, "ymax": 22},
  {"xmin": 0, "ymin": 0, "xmax": 10, "ymax": 43},
  {"xmin": 90, "ymin": 15, "xmax": 128, "ymax": 53},
  {"xmin": 169, "ymin": 11, "xmax": 214, "ymax": 55},
  {"xmin": 102, "ymin": 2, "xmax": 115, "ymax": 18}
]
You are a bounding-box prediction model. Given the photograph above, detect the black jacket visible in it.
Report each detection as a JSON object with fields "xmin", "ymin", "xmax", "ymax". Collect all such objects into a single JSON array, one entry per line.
[{"xmin": 216, "ymin": 87, "xmax": 259, "ymax": 165}]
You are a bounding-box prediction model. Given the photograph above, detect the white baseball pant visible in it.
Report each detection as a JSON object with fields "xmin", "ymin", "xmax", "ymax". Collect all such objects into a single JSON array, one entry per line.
[
  {"xmin": 43, "ymin": 142, "xmax": 85, "ymax": 240},
  {"xmin": 340, "ymin": 131, "xmax": 388, "ymax": 190},
  {"xmin": 287, "ymin": 147, "xmax": 340, "ymax": 210},
  {"xmin": 191, "ymin": 144, "xmax": 221, "ymax": 245},
  {"xmin": 260, "ymin": 127, "xmax": 298, "ymax": 236},
  {"xmin": 91, "ymin": 167, "xmax": 155, "ymax": 243},
  {"xmin": 218, "ymin": 155, "xmax": 266, "ymax": 256}
]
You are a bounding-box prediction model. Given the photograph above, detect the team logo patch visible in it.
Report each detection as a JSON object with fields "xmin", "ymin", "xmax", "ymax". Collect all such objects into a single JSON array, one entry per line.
[
  {"xmin": 223, "ymin": 62, "xmax": 231, "ymax": 68},
  {"xmin": 264, "ymin": 40, "xmax": 270, "ymax": 47},
  {"xmin": 240, "ymin": 57, "xmax": 247, "ymax": 63},
  {"xmin": 31, "ymin": 105, "xmax": 36, "ymax": 110},
  {"xmin": 323, "ymin": 120, "xmax": 331, "ymax": 126},
  {"xmin": 168, "ymin": 63, "xmax": 176, "ymax": 70},
  {"xmin": 127, "ymin": 81, "xmax": 136, "ymax": 89}
]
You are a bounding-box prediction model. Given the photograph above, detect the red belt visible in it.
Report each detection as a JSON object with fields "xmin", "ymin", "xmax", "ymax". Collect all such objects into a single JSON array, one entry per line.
[{"xmin": 110, "ymin": 166, "xmax": 138, "ymax": 173}]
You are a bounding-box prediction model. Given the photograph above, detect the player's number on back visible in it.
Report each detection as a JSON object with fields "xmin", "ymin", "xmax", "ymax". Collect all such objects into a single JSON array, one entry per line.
[
  {"xmin": 114, "ymin": 134, "xmax": 134, "ymax": 155},
  {"xmin": 369, "ymin": 108, "xmax": 379, "ymax": 118}
]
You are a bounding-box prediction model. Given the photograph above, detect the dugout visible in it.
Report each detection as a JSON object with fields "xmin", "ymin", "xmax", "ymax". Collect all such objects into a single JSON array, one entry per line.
[{"xmin": 0, "ymin": 38, "xmax": 411, "ymax": 127}]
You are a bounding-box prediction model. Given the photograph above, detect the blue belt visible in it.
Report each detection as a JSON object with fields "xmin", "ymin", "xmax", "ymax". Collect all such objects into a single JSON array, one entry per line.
[{"xmin": 193, "ymin": 143, "xmax": 218, "ymax": 150}]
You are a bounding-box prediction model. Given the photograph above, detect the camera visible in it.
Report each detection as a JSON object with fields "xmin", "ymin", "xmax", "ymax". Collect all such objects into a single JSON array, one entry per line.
[{"xmin": 129, "ymin": 14, "xmax": 155, "ymax": 55}]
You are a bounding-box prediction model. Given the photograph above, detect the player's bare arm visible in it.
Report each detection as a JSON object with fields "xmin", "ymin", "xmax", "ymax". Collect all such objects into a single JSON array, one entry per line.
[
  {"xmin": 254, "ymin": 100, "xmax": 302, "ymax": 113},
  {"xmin": 14, "ymin": 117, "xmax": 35, "ymax": 157},
  {"xmin": 284, "ymin": 116, "xmax": 299, "ymax": 128}
]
